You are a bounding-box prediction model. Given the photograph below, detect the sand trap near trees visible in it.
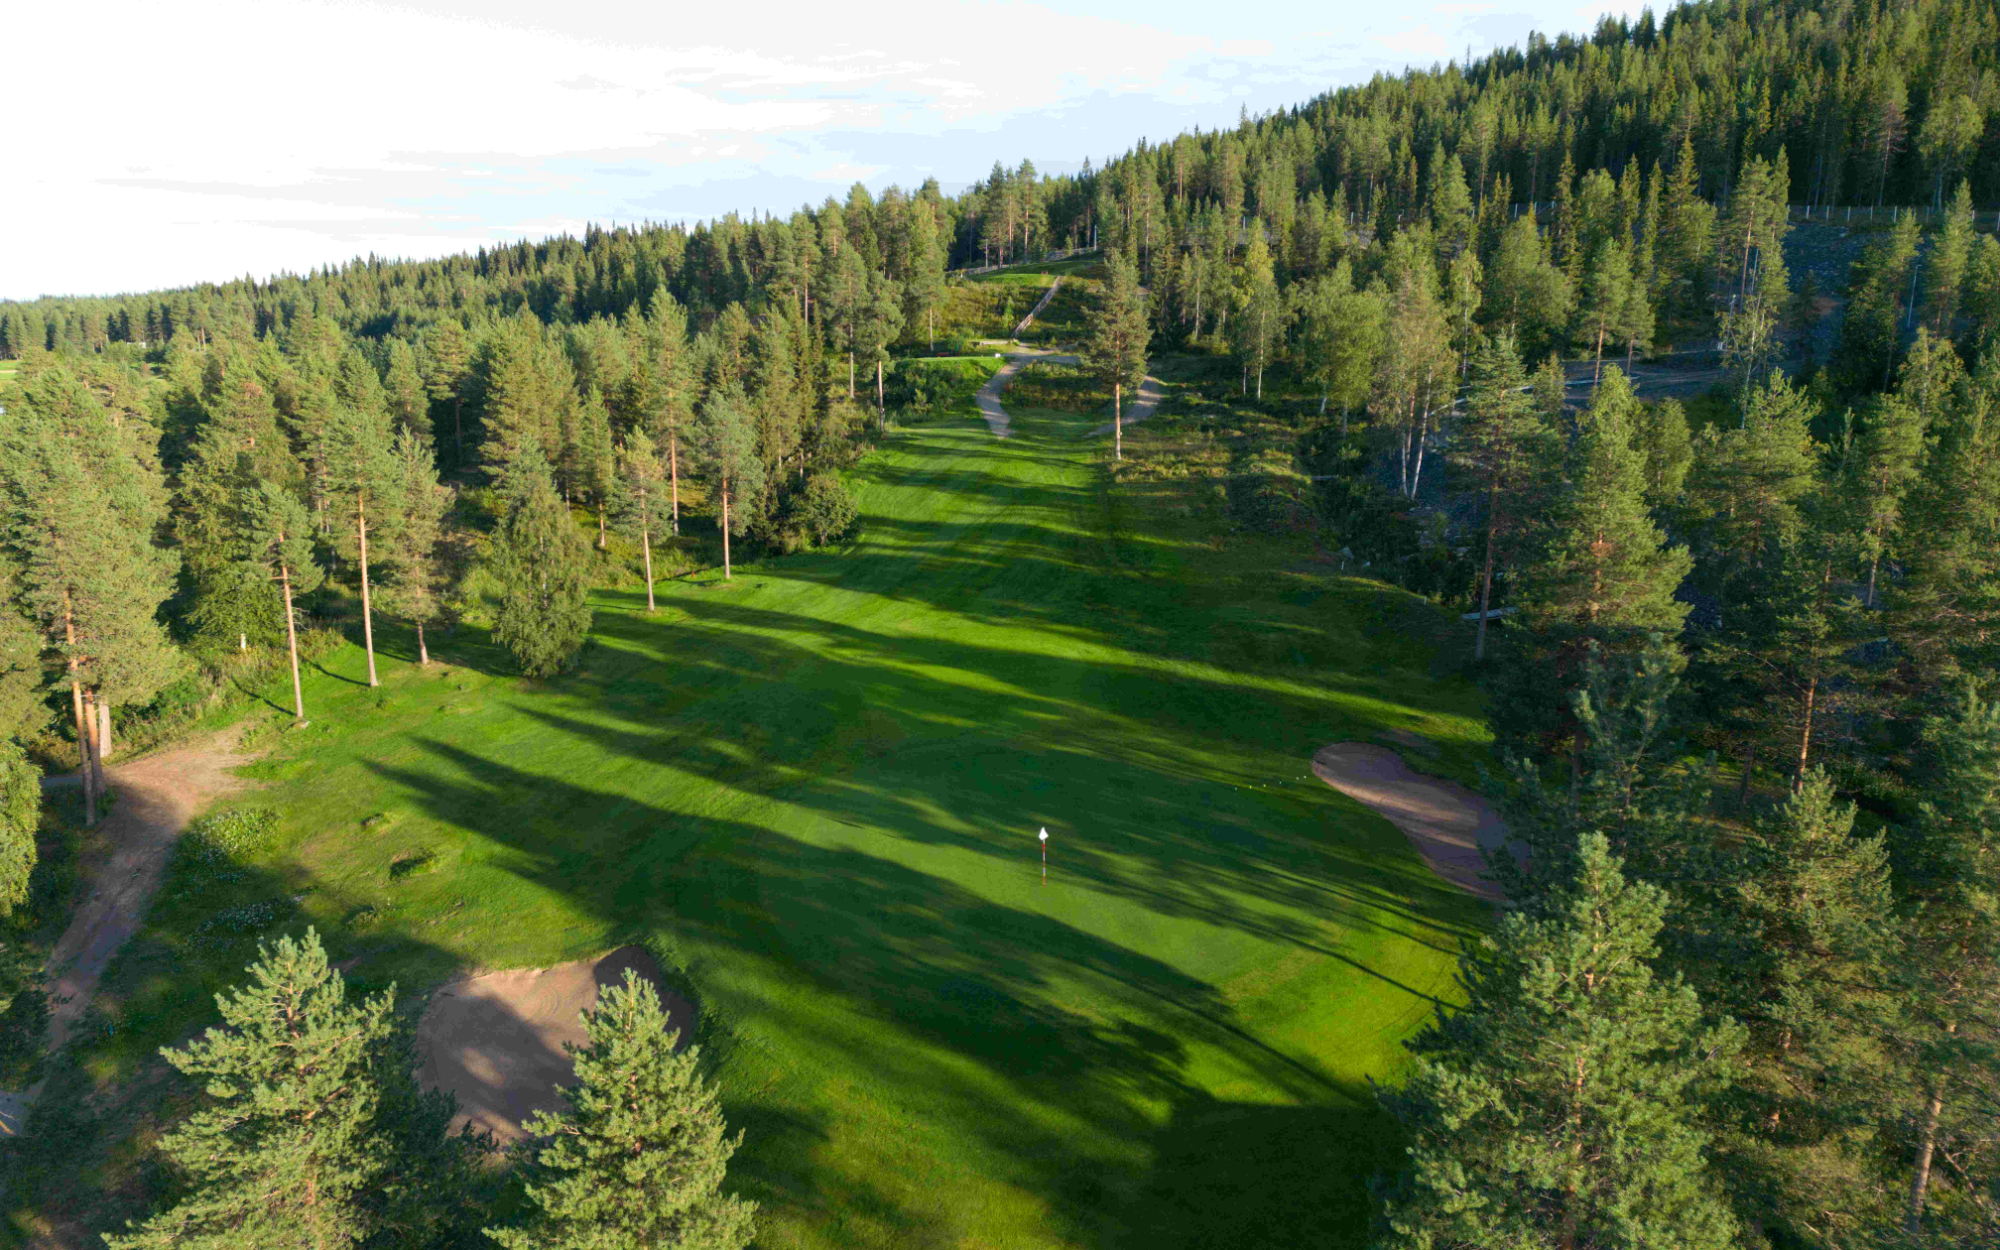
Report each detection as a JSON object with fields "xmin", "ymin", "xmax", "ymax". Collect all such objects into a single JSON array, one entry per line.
[
  {"xmin": 1311, "ymin": 743, "xmax": 1508, "ymax": 901},
  {"xmin": 417, "ymin": 945, "xmax": 696, "ymax": 1142}
]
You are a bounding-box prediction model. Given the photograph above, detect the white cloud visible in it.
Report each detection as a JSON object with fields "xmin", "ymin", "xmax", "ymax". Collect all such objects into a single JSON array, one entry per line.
[{"xmin": 2, "ymin": 0, "xmax": 1641, "ymax": 298}]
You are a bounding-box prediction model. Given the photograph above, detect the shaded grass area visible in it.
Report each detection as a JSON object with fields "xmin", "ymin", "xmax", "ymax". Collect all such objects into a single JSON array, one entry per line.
[{"xmin": 28, "ymin": 395, "xmax": 1490, "ymax": 1248}]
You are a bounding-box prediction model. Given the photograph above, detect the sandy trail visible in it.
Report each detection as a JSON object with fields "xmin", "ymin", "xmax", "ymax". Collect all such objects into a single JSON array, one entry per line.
[
  {"xmin": 973, "ymin": 348, "xmax": 1164, "ymax": 442},
  {"xmin": 1311, "ymin": 743, "xmax": 1507, "ymax": 901},
  {"xmin": 0, "ymin": 728, "xmax": 258, "ymax": 1132},
  {"xmin": 417, "ymin": 945, "xmax": 697, "ymax": 1143}
]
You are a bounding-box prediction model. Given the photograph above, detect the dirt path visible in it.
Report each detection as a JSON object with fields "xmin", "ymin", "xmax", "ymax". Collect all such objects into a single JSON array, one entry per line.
[
  {"xmin": 973, "ymin": 348, "xmax": 1079, "ymax": 439},
  {"xmin": 0, "ymin": 728, "xmax": 257, "ymax": 1133},
  {"xmin": 974, "ymin": 348, "xmax": 1165, "ymax": 442},
  {"xmin": 1310, "ymin": 742, "xmax": 1507, "ymax": 901},
  {"xmin": 1085, "ymin": 372, "xmax": 1165, "ymax": 438},
  {"xmin": 417, "ymin": 945, "xmax": 696, "ymax": 1143}
]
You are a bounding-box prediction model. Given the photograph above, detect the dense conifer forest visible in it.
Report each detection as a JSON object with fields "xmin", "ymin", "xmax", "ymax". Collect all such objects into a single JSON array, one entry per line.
[{"xmin": 4, "ymin": 0, "xmax": 2000, "ymax": 1243}]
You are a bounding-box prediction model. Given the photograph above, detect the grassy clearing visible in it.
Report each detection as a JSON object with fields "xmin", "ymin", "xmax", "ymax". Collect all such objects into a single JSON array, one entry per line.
[{"xmin": 37, "ymin": 383, "xmax": 1490, "ymax": 1248}]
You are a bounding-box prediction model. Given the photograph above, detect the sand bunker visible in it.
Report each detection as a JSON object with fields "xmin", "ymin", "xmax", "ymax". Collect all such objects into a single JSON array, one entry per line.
[
  {"xmin": 417, "ymin": 945, "xmax": 697, "ymax": 1142},
  {"xmin": 1312, "ymin": 743, "xmax": 1508, "ymax": 901}
]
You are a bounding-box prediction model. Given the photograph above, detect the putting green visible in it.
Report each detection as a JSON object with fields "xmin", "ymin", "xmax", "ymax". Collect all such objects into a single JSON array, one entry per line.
[{"xmin": 96, "ymin": 400, "xmax": 1486, "ymax": 1247}]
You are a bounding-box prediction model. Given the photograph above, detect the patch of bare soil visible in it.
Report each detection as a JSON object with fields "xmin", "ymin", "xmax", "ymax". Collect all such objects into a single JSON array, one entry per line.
[
  {"xmin": 1311, "ymin": 742, "xmax": 1507, "ymax": 901},
  {"xmin": 416, "ymin": 945, "xmax": 696, "ymax": 1143},
  {"xmin": 0, "ymin": 728, "xmax": 259, "ymax": 1134}
]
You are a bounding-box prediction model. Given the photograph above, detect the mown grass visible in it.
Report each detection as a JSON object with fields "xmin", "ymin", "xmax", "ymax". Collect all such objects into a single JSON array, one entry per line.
[{"xmin": 49, "ymin": 384, "xmax": 1491, "ymax": 1248}]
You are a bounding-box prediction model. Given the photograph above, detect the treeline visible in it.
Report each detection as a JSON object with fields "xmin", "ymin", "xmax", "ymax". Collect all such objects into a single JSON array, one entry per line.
[{"xmin": 1362, "ymin": 296, "xmax": 2000, "ymax": 1241}]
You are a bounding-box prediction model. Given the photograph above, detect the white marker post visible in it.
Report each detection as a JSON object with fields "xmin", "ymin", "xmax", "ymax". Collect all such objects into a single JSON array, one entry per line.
[{"xmin": 1039, "ymin": 827, "xmax": 1049, "ymax": 885}]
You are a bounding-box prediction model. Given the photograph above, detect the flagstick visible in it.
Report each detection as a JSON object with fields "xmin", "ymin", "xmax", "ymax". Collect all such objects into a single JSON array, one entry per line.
[{"xmin": 1039, "ymin": 827, "xmax": 1049, "ymax": 885}]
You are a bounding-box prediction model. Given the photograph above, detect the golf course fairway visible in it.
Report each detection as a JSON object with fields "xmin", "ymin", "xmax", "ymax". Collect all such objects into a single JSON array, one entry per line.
[{"xmin": 92, "ymin": 399, "xmax": 1490, "ymax": 1248}]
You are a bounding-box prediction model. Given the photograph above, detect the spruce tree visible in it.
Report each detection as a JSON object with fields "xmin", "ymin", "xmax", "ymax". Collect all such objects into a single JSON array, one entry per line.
[
  {"xmin": 1380, "ymin": 833, "xmax": 1742, "ymax": 1250},
  {"xmin": 488, "ymin": 970, "xmax": 755, "ymax": 1250},
  {"xmin": 421, "ymin": 319, "xmax": 472, "ymax": 465},
  {"xmin": 104, "ymin": 930, "xmax": 398, "ymax": 1250},
  {"xmin": 492, "ymin": 448, "xmax": 593, "ymax": 678}
]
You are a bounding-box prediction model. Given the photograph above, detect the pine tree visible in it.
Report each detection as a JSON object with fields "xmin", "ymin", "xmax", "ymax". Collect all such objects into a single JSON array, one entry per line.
[
  {"xmin": 1836, "ymin": 215, "xmax": 1921, "ymax": 393},
  {"xmin": 692, "ymin": 393, "xmax": 765, "ymax": 581},
  {"xmin": 1577, "ymin": 239, "xmax": 1633, "ymax": 386},
  {"xmin": 1082, "ymin": 249, "xmax": 1151, "ymax": 460},
  {"xmin": 1701, "ymin": 771, "xmax": 1902, "ymax": 1245},
  {"xmin": 1380, "ymin": 832, "xmax": 1742, "ymax": 1250},
  {"xmin": 1517, "ymin": 367, "xmax": 1692, "ymax": 639},
  {"xmin": 325, "ymin": 387, "xmax": 401, "ymax": 688},
  {"xmin": 616, "ymin": 428, "xmax": 668, "ymax": 612},
  {"xmin": 1894, "ymin": 688, "xmax": 2000, "ymax": 1239},
  {"xmin": 1924, "ymin": 182, "xmax": 1975, "ymax": 336},
  {"xmin": 0, "ymin": 364, "xmax": 179, "ymax": 823},
  {"xmin": 378, "ymin": 430, "xmax": 451, "ymax": 666},
  {"xmin": 238, "ymin": 481, "xmax": 323, "ymax": 721},
  {"xmin": 381, "ymin": 337, "xmax": 430, "ymax": 443},
  {"xmin": 1451, "ymin": 332, "xmax": 1550, "ymax": 660},
  {"xmin": 860, "ymin": 272, "xmax": 904, "ymax": 429},
  {"xmin": 103, "ymin": 930, "xmax": 398, "ymax": 1250},
  {"xmin": 1842, "ymin": 394, "xmax": 1925, "ymax": 607},
  {"xmin": 1631, "ymin": 398, "xmax": 1693, "ymax": 510},
  {"xmin": 569, "ymin": 386, "xmax": 616, "ymax": 549},
  {"xmin": 0, "ymin": 739, "xmax": 38, "ymax": 916},
  {"xmin": 1487, "ymin": 214, "xmax": 1572, "ymax": 358},
  {"xmin": 488, "ymin": 970, "xmax": 755, "ymax": 1250},
  {"xmin": 492, "ymin": 448, "xmax": 593, "ymax": 678}
]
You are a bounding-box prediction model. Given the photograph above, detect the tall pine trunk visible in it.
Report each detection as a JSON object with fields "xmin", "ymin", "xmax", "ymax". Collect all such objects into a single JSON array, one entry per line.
[
  {"xmin": 416, "ymin": 619, "xmax": 429, "ymax": 667},
  {"xmin": 877, "ymin": 359, "xmax": 886, "ymax": 431},
  {"xmin": 98, "ymin": 698, "xmax": 112, "ymax": 762},
  {"xmin": 1475, "ymin": 491, "xmax": 1500, "ymax": 661},
  {"xmin": 357, "ymin": 496, "xmax": 379, "ymax": 688},
  {"xmin": 669, "ymin": 431, "xmax": 680, "ymax": 536},
  {"xmin": 721, "ymin": 481, "xmax": 733, "ymax": 581},
  {"xmin": 1114, "ymin": 381, "xmax": 1123, "ymax": 461},
  {"xmin": 597, "ymin": 501, "xmax": 607, "ymax": 550},
  {"xmin": 642, "ymin": 518, "xmax": 656, "ymax": 612},
  {"xmin": 1908, "ymin": 1077, "xmax": 1947, "ymax": 1235},
  {"xmin": 83, "ymin": 688, "xmax": 105, "ymax": 809},
  {"xmin": 64, "ymin": 593, "xmax": 95, "ymax": 825},
  {"xmin": 281, "ymin": 562, "xmax": 306, "ymax": 721}
]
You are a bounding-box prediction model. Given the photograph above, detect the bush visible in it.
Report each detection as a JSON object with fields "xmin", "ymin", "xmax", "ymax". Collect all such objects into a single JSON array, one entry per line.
[{"xmin": 787, "ymin": 474, "xmax": 860, "ymax": 547}]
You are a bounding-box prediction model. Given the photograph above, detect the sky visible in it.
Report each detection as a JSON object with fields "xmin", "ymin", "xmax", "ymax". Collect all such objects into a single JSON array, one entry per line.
[{"xmin": 4, "ymin": 0, "xmax": 1643, "ymax": 301}]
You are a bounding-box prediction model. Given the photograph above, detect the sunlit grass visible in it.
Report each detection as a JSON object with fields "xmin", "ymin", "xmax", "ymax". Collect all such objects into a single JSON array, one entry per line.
[{"xmin": 81, "ymin": 398, "xmax": 1490, "ymax": 1248}]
